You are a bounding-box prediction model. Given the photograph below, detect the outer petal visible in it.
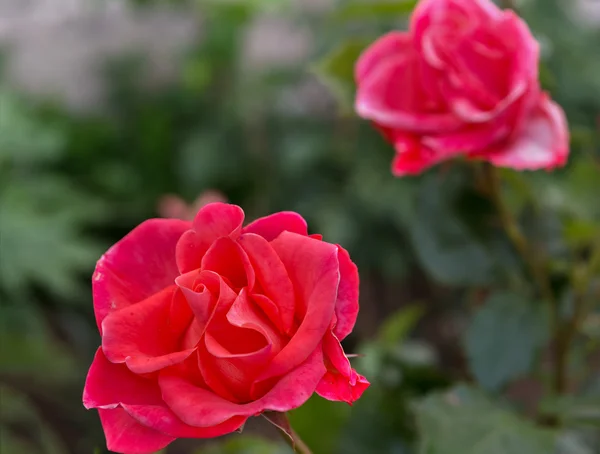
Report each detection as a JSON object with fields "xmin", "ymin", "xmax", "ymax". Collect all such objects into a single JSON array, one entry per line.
[
  {"xmin": 315, "ymin": 332, "xmax": 370, "ymax": 405},
  {"xmin": 122, "ymin": 404, "xmax": 246, "ymax": 439},
  {"xmin": 159, "ymin": 347, "xmax": 326, "ymax": 428},
  {"xmin": 176, "ymin": 203, "xmax": 245, "ymax": 273},
  {"xmin": 390, "ymin": 133, "xmax": 450, "ymax": 176},
  {"xmin": 242, "ymin": 212, "xmax": 308, "ymax": 241},
  {"xmin": 255, "ymin": 233, "xmax": 339, "ymax": 385},
  {"xmin": 332, "ymin": 246, "xmax": 359, "ymax": 341},
  {"xmin": 84, "ymin": 349, "xmax": 239, "ymax": 441},
  {"xmin": 98, "ymin": 408, "xmax": 175, "ymax": 454},
  {"xmin": 355, "ymin": 31, "xmax": 413, "ymax": 82},
  {"xmin": 483, "ymin": 96, "xmax": 569, "ymax": 170},
  {"xmin": 83, "ymin": 348, "xmax": 163, "ymax": 410},
  {"xmin": 101, "ymin": 286, "xmax": 195, "ymax": 374},
  {"xmin": 92, "ymin": 219, "xmax": 190, "ymax": 333}
]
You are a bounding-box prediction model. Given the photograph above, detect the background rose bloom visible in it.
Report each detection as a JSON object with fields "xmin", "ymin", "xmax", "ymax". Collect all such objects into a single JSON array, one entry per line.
[
  {"xmin": 83, "ymin": 203, "xmax": 369, "ymax": 454},
  {"xmin": 355, "ymin": 0, "xmax": 569, "ymax": 176}
]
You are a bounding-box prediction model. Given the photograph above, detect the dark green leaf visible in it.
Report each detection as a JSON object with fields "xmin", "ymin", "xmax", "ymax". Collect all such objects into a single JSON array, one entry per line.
[
  {"xmin": 464, "ymin": 292, "xmax": 549, "ymax": 392},
  {"xmin": 408, "ymin": 173, "xmax": 494, "ymax": 286},
  {"xmin": 379, "ymin": 304, "xmax": 425, "ymax": 346},
  {"xmin": 415, "ymin": 386, "xmax": 556, "ymax": 454},
  {"xmin": 198, "ymin": 435, "xmax": 290, "ymax": 454},
  {"xmin": 540, "ymin": 395, "xmax": 600, "ymax": 428},
  {"xmin": 288, "ymin": 395, "xmax": 351, "ymax": 454}
]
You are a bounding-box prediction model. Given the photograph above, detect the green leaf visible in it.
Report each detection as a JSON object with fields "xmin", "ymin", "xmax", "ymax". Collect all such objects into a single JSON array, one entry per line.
[
  {"xmin": 540, "ymin": 395, "xmax": 600, "ymax": 428},
  {"xmin": 198, "ymin": 435, "xmax": 290, "ymax": 454},
  {"xmin": 464, "ymin": 292, "xmax": 549, "ymax": 392},
  {"xmin": 333, "ymin": 0, "xmax": 418, "ymax": 21},
  {"xmin": 556, "ymin": 429, "xmax": 600, "ymax": 454},
  {"xmin": 288, "ymin": 395, "xmax": 351, "ymax": 454},
  {"xmin": 563, "ymin": 220, "xmax": 600, "ymax": 249},
  {"xmin": 0, "ymin": 176, "xmax": 104, "ymax": 300},
  {"xmin": 415, "ymin": 386, "xmax": 556, "ymax": 454},
  {"xmin": 407, "ymin": 173, "xmax": 494, "ymax": 286},
  {"xmin": 312, "ymin": 40, "xmax": 370, "ymax": 113},
  {"xmin": 378, "ymin": 304, "xmax": 425, "ymax": 346},
  {"xmin": 0, "ymin": 91, "xmax": 65, "ymax": 166}
]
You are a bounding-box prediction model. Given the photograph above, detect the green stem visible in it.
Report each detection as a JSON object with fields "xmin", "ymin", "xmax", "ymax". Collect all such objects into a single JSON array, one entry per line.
[
  {"xmin": 276, "ymin": 426, "xmax": 313, "ymax": 454},
  {"xmin": 483, "ymin": 164, "xmax": 563, "ymax": 393},
  {"xmin": 558, "ymin": 241, "xmax": 600, "ymax": 385}
]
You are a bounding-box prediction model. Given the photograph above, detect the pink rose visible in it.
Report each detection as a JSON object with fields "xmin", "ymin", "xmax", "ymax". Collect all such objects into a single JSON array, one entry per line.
[
  {"xmin": 355, "ymin": 0, "xmax": 569, "ymax": 176},
  {"xmin": 83, "ymin": 203, "xmax": 369, "ymax": 454}
]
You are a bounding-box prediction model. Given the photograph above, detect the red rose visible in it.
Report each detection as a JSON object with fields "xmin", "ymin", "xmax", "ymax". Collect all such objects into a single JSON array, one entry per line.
[
  {"xmin": 355, "ymin": 0, "xmax": 569, "ymax": 176},
  {"xmin": 83, "ymin": 203, "xmax": 369, "ymax": 454}
]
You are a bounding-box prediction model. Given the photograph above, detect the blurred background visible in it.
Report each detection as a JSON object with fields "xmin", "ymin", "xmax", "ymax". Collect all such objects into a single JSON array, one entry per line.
[{"xmin": 1, "ymin": 0, "xmax": 600, "ymax": 453}]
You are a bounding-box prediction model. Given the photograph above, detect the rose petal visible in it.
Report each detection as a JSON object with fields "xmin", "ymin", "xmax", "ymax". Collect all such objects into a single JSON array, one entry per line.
[
  {"xmin": 122, "ymin": 404, "xmax": 246, "ymax": 439},
  {"xmin": 201, "ymin": 237, "xmax": 254, "ymax": 289},
  {"xmin": 83, "ymin": 348, "xmax": 163, "ymax": 410},
  {"xmin": 484, "ymin": 95, "xmax": 569, "ymax": 170},
  {"xmin": 390, "ymin": 133, "xmax": 449, "ymax": 176},
  {"xmin": 255, "ymin": 233, "xmax": 338, "ymax": 385},
  {"xmin": 238, "ymin": 233, "xmax": 296, "ymax": 334},
  {"xmin": 92, "ymin": 219, "xmax": 190, "ymax": 333},
  {"xmin": 101, "ymin": 286, "xmax": 195, "ymax": 374},
  {"xmin": 242, "ymin": 212, "xmax": 308, "ymax": 241},
  {"xmin": 98, "ymin": 408, "xmax": 175, "ymax": 454},
  {"xmin": 356, "ymin": 55, "xmax": 462, "ymax": 133},
  {"xmin": 176, "ymin": 203, "xmax": 245, "ymax": 273},
  {"xmin": 159, "ymin": 347, "xmax": 326, "ymax": 428},
  {"xmin": 355, "ymin": 31, "xmax": 412, "ymax": 82},
  {"xmin": 176, "ymin": 270, "xmax": 235, "ymax": 336},
  {"xmin": 200, "ymin": 290, "xmax": 276, "ymax": 401},
  {"xmin": 315, "ymin": 332, "xmax": 370, "ymax": 405},
  {"xmin": 226, "ymin": 289, "xmax": 284, "ymax": 354},
  {"xmin": 332, "ymin": 246, "xmax": 359, "ymax": 341}
]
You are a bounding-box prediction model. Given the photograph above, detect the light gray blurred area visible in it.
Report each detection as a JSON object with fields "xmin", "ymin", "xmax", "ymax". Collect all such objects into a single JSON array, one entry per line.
[
  {"xmin": 0, "ymin": 0, "xmax": 340, "ymax": 113},
  {"xmin": 0, "ymin": 0, "xmax": 596, "ymax": 113},
  {"xmin": 0, "ymin": 0, "xmax": 199, "ymax": 111}
]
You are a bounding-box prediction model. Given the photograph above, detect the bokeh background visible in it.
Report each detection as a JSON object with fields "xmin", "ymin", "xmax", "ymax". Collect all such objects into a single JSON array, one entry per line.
[{"xmin": 1, "ymin": 0, "xmax": 600, "ymax": 453}]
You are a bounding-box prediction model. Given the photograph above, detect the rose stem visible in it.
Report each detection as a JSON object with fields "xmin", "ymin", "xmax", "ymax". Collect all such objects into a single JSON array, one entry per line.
[
  {"xmin": 275, "ymin": 425, "xmax": 313, "ymax": 454},
  {"xmin": 482, "ymin": 164, "xmax": 565, "ymax": 395}
]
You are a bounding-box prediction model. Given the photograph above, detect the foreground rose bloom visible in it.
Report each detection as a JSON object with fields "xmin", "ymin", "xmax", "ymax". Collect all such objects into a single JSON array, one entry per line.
[
  {"xmin": 83, "ymin": 203, "xmax": 369, "ymax": 453},
  {"xmin": 355, "ymin": 0, "xmax": 569, "ymax": 176}
]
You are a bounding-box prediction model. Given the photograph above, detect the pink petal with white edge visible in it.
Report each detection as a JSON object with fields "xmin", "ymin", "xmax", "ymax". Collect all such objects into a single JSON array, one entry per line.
[
  {"xmin": 99, "ymin": 408, "xmax": 175, "ymax": 454},
  {"xmin": 332, "ymin": 246, "xmax": 359, "ymax": 341},
  {"xmin": 176, "ymin": 203, "xmax": 245, "ymax": 273},
  {"xmin": 159, "ymin": 347, "xmax": 326, "ymax": 428},
  {"xmin": 101, "ymin": 286, "xmax": 196, "ymax": 374},
  {"xmin": 242, "ymin": 211, "xmax": 308, "ymax": 241},
  {"xmin": 355, "ymin": 31, "xmax": 412, "ymax": 82},
  {"xmin": 316, "ymin": 331, "xmax": 370, "ymax": 405},
  {"xmin": 485, "ymin": 95, "xmax": 569, "ymax": 170},
  {"xmin": 356, "ymin": 55, "xmax": 462, "ymax": 133},
  {"xmin": 92, "ymin": 218, "xmax": 190, "ymax": 334}
]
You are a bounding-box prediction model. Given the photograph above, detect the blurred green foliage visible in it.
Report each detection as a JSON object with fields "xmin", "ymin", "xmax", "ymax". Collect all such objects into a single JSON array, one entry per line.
[{"xmin": 1, "ymin": 0, "xmax": 600, "ymax": 453}]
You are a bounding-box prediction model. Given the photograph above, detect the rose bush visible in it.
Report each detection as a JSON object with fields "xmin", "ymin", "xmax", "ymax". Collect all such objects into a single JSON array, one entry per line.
[
  {"xmin": 355, "ymin": 0, "xmax": 569, "ymax": 176},
  {"xmin": 83, "ymin": 203, "xmax": 369, "ymax": 453}
]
